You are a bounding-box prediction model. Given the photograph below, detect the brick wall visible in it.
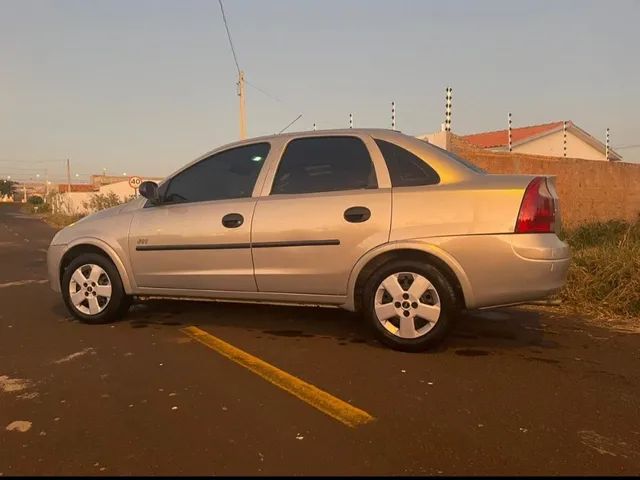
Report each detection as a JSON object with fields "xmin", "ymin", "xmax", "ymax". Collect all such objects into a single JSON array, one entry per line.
[{"xmin": 447, "ymin": 134, "xmax": 640, "ymax": 227}]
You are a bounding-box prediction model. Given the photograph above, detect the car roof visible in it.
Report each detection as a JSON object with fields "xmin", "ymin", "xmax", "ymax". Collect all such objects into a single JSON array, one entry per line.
[
  {"xmin": 164, "ymin": 128, "xmax": 479, "ymax": 186},
  {"xmin": 214, "ymin": 128, "xmax": 405, "ymax": 150}
]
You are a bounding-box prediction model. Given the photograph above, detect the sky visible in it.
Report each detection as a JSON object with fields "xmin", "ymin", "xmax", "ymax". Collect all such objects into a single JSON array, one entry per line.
[{"xmin": 1, "ymin": 0, "xmax": 639, "ymax": 183}]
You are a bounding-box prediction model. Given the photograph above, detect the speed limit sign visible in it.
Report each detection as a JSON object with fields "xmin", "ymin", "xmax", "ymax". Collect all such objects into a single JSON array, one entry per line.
[{"xmin": 128, "ymin": 176, "xmax": 142, "ymax": 189}]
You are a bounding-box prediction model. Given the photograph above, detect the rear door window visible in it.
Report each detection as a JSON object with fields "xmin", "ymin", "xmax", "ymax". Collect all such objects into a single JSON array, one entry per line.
[{"xmin": 271, "ymin": 136, "xmax": 377, "ymax": 195}]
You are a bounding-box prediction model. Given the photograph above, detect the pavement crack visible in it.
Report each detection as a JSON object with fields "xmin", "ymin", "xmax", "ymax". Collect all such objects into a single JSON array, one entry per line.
[{"xmin": 53, "ymin": 347, "xmax": 96, "ymax": 364}]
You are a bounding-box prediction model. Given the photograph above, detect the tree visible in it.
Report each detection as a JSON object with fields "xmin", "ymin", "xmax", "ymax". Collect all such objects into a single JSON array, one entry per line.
[
  {"xmin": 0, "ymin": 179, "xmax": 15, "ymax": 197},
  {"xmin": 82, "ymin": 192, "xmax": 133, "ymax": 212}
]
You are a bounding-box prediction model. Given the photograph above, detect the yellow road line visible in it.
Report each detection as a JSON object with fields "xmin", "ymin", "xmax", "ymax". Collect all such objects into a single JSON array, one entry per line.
[{"xmin": 181, "ymin": 326, "xmax": 374, "ymax": 428}]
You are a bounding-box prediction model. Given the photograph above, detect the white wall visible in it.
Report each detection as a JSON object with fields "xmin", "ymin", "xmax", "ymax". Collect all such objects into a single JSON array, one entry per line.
[
  {"xmin": 512, "ymin": 130, "xmax": 606, "ymax": 161},
  {"xmin": 53, "ymin": 179, "xmax": 148, "ymax": 215},
  {"xmin": 417, "ymin": 130, "xmax": 449, "ymax": 149}
]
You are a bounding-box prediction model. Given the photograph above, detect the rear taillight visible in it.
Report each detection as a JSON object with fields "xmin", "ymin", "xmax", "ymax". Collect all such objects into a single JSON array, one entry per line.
[{"xmin": 515, "ymin": 177, "xmax": 556, "ymax": 233}]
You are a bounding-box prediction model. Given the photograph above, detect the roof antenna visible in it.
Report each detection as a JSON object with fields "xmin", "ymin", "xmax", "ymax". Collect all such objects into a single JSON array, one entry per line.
[{"xmin": 278, "ymin": 114, "xmax": 303, "ymax": 134}]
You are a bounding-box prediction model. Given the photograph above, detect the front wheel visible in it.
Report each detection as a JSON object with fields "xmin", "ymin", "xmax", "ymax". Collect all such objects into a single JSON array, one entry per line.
[
  {"xmin": 61, "ymin": 253, "xmax": 130, "ymax": 324},
  {"xmin": 363, "ymin": 260, "xmax": 458, "ymax": 352}
]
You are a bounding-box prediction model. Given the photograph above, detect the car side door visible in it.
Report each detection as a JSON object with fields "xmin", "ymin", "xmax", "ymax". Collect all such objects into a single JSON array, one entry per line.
[
  {"xmin": 250, "ymin": 134, "xmax": 392, "ymax": 296},
  {"xmin": 128, "ymin": 142, "xmax": 271, "ymax": 292}
]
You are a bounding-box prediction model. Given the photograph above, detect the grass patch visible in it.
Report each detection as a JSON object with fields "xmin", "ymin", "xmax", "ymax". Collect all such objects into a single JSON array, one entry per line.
[
  {"xmin": 21, "ymin": 204, "xmax": 83, "ymax": 228},
  {"xmin": 43, "ymin": 212, "xmax": 84, "ymax": 228},
  {"xmin": 559, "ymin": 220, "xmax": 640, "ymax": 319}
]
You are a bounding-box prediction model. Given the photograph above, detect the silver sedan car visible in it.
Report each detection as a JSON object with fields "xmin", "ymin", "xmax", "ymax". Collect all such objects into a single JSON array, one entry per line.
[{"xmin": 47, "ymin": 129, "xmax": 570, "ymax": 351}]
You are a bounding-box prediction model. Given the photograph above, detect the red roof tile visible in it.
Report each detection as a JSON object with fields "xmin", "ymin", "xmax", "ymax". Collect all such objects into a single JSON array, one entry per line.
[
  {"xmin": 462, "ymin": 121, "xmax": 567, "ymax": 148},
  {"xmin": 58, "ymin": 184, "xmax": 98, "ymax": 193}
]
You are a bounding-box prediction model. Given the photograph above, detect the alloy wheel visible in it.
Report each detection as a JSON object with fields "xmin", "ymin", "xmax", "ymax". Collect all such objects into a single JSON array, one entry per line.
[
  {"xmin": 68, "ymin": 264, "xmax": 112, "ymax": 315},
  {"xmin": 374, "ymin": 271, "xmax": 441, "ymax": 339}
]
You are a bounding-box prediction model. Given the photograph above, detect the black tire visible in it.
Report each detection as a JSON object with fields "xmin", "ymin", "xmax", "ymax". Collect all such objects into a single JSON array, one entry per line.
[
  {"xmin": 61, "ymin": 253, "xmax": 131, "ymax": 324},
  {"xmin": 363, "ymin": 259, "xmax": 458, "ymax": 352}
]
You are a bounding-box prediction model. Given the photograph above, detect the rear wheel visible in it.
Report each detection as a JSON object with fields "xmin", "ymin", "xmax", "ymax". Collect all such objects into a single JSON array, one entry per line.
[
  {"xmin": 61, "ymin": 253, "xmax": 130, "ymax": 324},
  {"xmin": 363, "ymin": 260, "xmax": 458, "ymax": 352}
]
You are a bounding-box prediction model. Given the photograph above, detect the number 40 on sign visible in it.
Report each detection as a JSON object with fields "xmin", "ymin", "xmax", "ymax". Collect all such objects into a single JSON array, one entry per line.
[{"xmin": 128, "ymin": 176, "xmax": 142, "ymax": 189}]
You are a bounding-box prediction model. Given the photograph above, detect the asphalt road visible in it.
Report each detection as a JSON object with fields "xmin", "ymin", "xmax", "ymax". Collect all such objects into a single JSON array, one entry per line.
[{"xmin": 1, "ymin": 203, "xmax": 639, "ymax": 476}]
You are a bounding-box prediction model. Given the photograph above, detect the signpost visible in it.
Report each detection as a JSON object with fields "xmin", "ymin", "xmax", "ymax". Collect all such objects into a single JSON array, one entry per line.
[{"xmin": 128, "ymin": 176, "xmax": 142, "ymax": 197}]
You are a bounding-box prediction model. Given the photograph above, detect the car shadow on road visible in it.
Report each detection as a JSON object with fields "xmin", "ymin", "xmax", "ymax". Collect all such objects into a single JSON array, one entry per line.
[{"xmin": 122, "ymin": 299, "xmax": 553, "ymax": 354}]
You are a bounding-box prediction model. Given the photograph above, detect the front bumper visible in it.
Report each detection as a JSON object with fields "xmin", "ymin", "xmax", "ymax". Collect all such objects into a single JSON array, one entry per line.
[{"xmin": 46, "ymin": 244, "xmax": 67, "ymax": 293}]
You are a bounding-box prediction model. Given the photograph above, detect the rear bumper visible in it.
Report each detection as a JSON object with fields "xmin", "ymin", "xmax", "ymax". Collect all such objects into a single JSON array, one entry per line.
[
  {"xmin": 510, "ymin": 233, "xmax": 570, "ymax": 261},
  {"xmin": 46, "ymin": 244, "xmax": 67, "ymax": 294},
  {"xmin": 431, "ymin": 233, "xmax": 570, "ymax": 309}
]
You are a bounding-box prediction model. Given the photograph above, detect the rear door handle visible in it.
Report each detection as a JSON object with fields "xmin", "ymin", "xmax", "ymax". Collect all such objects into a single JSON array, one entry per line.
[
  {"xmin": 344, "ymin": 206, "xmax": 371, "ymax": 223},
  {"xmin": 222, "ymin": 213, "xmax": 244, "ymax": 228}
]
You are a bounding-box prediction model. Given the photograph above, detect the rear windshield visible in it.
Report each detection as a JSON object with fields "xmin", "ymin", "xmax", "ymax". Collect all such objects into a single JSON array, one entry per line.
[
  {"xmin": 446, "ymin": 151, "xmax": 486, "ymax": 174},
  {"xmin": 423, "ymin": 141, "xmax": 486, "ymax": 174}
]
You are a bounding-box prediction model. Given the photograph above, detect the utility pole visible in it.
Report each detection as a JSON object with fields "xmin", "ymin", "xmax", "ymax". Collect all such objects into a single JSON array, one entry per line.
[
  {"xmin": 219, "ymin": 0, "xmax": 246, "ymax": 140},
  {"xmin": 44, "ymin": 168, "xmax": 49, "ymax": 201},
  {"xmin": 238, "ymin": 70, "xmax": 247, "ymax": 139},
  {"xmin": 66, "ymin": 158, "xmax": 71, "ymax": 196}
]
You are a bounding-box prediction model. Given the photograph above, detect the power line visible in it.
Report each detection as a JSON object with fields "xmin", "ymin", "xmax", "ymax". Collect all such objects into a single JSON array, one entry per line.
[
  {"xmin": 218, "ymin": 0, "xmax": 240, "ymax": 75},
  {"xmin": 0, "ymin": 166, "xmax": 50, "ymax": 172},
  {"xmin": 0, "ymin": 159, "xmax": 67, "ymax": 164},
  {"xmin": 217, "ymin": 1, "xmax": 312, "ymax": 135},
  {"xmin": 245, "ymin": 79, "xmax": 287, "ymax": 105}
]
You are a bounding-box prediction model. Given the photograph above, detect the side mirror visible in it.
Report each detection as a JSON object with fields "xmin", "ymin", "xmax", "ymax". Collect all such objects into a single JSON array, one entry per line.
[{"xmin": 139, "ymin": 181, "xmax": 160, "ymax": 203}]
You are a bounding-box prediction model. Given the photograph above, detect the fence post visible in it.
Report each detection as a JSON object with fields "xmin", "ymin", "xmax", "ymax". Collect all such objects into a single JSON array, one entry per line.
[
  {"xmin": 391, "ymin": 101, "xmax": 396, "ymax": 130},
  {"xmin": 445, "ymin": 87, "xmax": 452, "ymax": 132},
  {"xmin": 508, "ymin": 113, "xmax": 512, "ymax": 152}
]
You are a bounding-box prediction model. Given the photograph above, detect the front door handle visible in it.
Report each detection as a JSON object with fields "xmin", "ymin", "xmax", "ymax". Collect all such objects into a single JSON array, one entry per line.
[
  {"xmin": 344, "ymin": 206, "xmax": 371, "ymax": 223},
  {"xmin": 222, "ymin": 213, "xmax": 244, "ymax": 228}
]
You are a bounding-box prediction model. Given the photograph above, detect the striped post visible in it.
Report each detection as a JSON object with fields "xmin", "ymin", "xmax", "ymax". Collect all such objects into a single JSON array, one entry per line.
[
  {"xmin": 508, "ymin": 113, "xmax": 512, "ymax": 152},
  {"xmin": 445, "ymin": 87, "xmax": 452, "ymax": 132},
  {"xmin": 606, "ymin": 128, "xmax": 610, "ymax": 160},
  {"xmin": 563, "ymin": 121, "xmax": 567, "ymax": 157},
  {"xmin": 391, "ymin": 101, "xmax": 396, "ymax": 130},
  {"xmin": 349, "ymin": 113, "xmax": 353, "ymax": 129}
]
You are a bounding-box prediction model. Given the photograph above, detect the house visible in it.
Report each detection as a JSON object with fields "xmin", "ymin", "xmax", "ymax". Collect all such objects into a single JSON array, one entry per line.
[
  {"xmin": 460, "ymin": 121, "xmax": 622, "ymax": 161},
  {"xmin": 54, "ymin": 175, "xmax": 164, "ymax": 215},
  {"xmin": 90, "ymin": 174, "xmax": 163, "ymax": 187}
]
